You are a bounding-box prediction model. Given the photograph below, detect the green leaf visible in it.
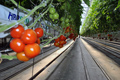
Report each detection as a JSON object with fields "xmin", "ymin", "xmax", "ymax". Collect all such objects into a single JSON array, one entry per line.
[
  {"xmin": 66, "ymin": 1, "xmax": 70, "ymax": 11},
  {"xmin": 83, "ymin": 0, "xmax": 90, "ymax": 7},
  {"xmin": 1, "ymin": 55, "xmax": 17, "ymax": 60},
  {"xmin": 115, "ymin": 0, "xmax": 120, "ymax": 10}
]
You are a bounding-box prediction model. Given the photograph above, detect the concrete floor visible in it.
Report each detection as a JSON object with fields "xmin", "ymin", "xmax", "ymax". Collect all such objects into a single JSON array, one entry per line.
[{"xmin": 47, "ymin": 38, "xmax": 108, "ymax": 80}]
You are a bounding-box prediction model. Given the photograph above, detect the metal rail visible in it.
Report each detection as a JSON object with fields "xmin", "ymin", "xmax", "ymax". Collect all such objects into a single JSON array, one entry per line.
[
  {"xmin": 85, "ymin": 37, "xmax": 120, "ymax": 56},
  {"xmin": 82, "ymin": 38, "xmax": 120, "ymax": 66}
]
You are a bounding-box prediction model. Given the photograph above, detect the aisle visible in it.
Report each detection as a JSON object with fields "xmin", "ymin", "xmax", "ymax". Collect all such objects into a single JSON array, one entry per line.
[{"xmin": 47, "ymin": 38, "xmax": 108, "ymax": 80}]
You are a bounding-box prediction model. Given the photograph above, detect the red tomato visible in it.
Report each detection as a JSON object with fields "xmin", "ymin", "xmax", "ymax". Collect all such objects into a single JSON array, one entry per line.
[
  {"xmin": 55, "ymin": 38, "xmax": 60, "ymax": 42},
  {"xmin": 69, "ymin": 33, "xmax": 74, "ymax": 39},
  {"xmin": 104, "ymin": 30, "xmax": 107, "ymax": 32},
  {"xmin": 107, "ymin": 34, "xmax": 112, "ymax": 37},
  {"xmin": 98, "ymin": 34, "xmax": 101, "ymax": 37},
  {"xmin": 59, "ymin": 35, "xmax": 66, "ymax": 41},
  {"xmin": 10, "ymin": 25, "xmax": 24, "ymax": 38},
  {"xmin": 59, "ymin": 41, "xmax": 65, "ymax": 45},
  {"xmin": 36, "ymin": 38, "xmax": 40, "ymax": 44},
  {"xmin": 24, "ymin": 43, "xmax": 41, "ymax": 58},
  {"xmin": 21, "ymin": 29, "xmax": 37, "ymax": 44},
  {"xmin": 10, "ymin": 39, "xmax": 25, "ymax": 53},
  {"xmin": 16, "ymin": 52, "xmax": 30, "ymax": 62},
  {"xmin": 54, "ymin": 42, "xmax": 59, "ymax": 47},
  {"xmin": 35, "ymin": 28, "xmax": 44, "ymax": 38},
  {"xmin": 59, "ymin": 44, "xmax": 63, "ymax": 48},
  {"xmin": 110, "ymin": 34, "xmax": 112, "ymax": 37},
  {"xmin": 63, "ymin": 41, "xmax": 67, "ymax": 44},
  {"xmin": 65, "ymin": 28, "xmax": 69, "ymax": 33},
  {"xmin": 69, "ymin": 28, "xmax": 72, "ymax": 30},
  {"xmin": 107, "ymin": 34, "xmax": 110, "ymax": 37},
  {"xmin": 69, "ymin": 28, "xmax": 72, "ymax": 33},
  {"xmin": 73, "ymin": 37, "xmax": 76, "ymax": 41},
  {"xmin": 63, "ymin": 28, "xmax": 65, "ymax": 30}
]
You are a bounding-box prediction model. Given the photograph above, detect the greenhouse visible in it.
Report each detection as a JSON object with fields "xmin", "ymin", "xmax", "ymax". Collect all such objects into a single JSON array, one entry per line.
[{"xmin": 0, "ymin": 0, "xmax": 120, "ymax": 80}]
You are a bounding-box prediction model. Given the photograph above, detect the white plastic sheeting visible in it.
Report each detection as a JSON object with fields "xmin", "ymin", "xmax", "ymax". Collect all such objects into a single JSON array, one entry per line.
[{"xmin": 0, "ymin": 4, "xmax": 32, "ymax": 38}]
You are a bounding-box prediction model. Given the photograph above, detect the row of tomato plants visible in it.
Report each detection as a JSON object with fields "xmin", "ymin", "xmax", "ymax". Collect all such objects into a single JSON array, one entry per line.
[{"xmin": 80, "ymin": 0, "xmax": 120, "ymax": 39}]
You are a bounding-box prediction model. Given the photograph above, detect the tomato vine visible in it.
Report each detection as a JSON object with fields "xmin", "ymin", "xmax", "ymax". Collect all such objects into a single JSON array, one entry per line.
[{"xmin": 0, "ymin": 0, "xmax": 86, "ymax": 61}]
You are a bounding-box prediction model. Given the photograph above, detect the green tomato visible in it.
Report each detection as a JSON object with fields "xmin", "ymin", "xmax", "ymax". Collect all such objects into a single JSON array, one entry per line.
[
  {"xmin": 54, "ymin": 20, "xmax": 58, "ymax": 24},
  {"xmin": 65, "ymin": 18, "xmax": 69, "ymax": 23},
  {"xmin": 60, "ymin": 4, "xmax": 65, "ymax": 10},
  {"xmin": 63, "ymin": 3, "xmax": 65, "ymax": 6},
  {"xmin": 66, "ymin": 23, "xmax": 70, "ymax": 27},
  {"xmin": 60, "ymin": 6, "xmax": 64, "ymax": 10},
  {"xmin": 70, "ymin": 18, "xmax": 74, "ymax": 22},
  {"xmin": 49, "ymin": 14, "xmax": 53, "ymax": 19},
  {"xmin": 60, "ymin": 17, "xmax": 64, "ymax": 21},
  {"xmin": 52, "ymin": 19, "xmax": 55, "ymax": 22},
  {"xmin": 53, "ymin": 13, "xmax": 59, "ymax": 19},
  {"xmin": 68, "ymin": 15, "xmax": 71, "ymax": 19},
  {"xmin": 49, "ymin": 8, "xmax": 56, "ymax": 14},
  {"xmin": 61, "ymin": 21, "xmax": 65, "ymax": 26}
]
